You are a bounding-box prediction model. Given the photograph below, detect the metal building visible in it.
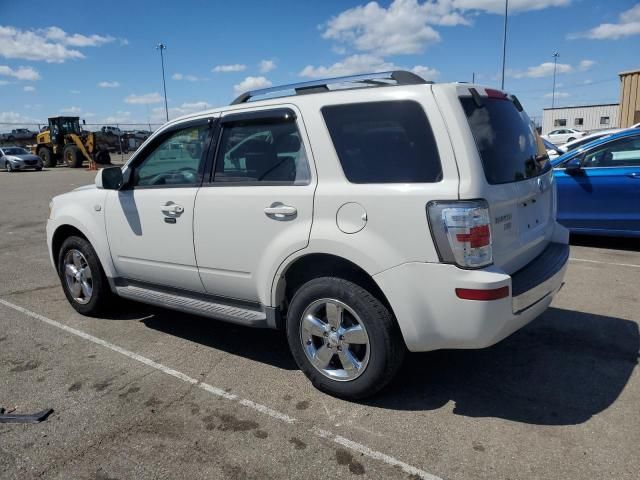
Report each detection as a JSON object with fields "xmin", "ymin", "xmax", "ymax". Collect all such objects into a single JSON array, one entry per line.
[
  {"xmin": 619, "ymin": 68, "xmax": 640, "ymax": 128},
  {"xmin": 542, "ymin": 104, "xmax": 619, "ymax": 135}
]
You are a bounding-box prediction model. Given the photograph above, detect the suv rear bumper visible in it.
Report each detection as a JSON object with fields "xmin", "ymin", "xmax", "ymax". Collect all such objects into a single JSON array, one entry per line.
[{"xmin": 373, "ymin": 241, "xmax": 569, "ymax": 352}]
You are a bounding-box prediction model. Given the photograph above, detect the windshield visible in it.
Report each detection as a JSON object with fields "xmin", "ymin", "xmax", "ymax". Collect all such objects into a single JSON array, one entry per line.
[
  {"xmin": 3, "ymin": 147, "xmax": 29, "ymax": 155},
  {"xmin": 460, "ymin": 96, "xmax": 550, "ymax": 184}
]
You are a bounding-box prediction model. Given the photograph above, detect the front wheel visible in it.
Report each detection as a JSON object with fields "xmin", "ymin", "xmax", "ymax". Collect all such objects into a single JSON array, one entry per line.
[
  {"xmin": 58, "ymin": 236, "xmax": 112, "ymax": 315},
  {"xmin": 566, "ymin": 137, "xmax": 575, "ymax": 142},
  {"xmin": 39, "ymin": 147, "xmax": 55, "ymax": 168},
  {"xmin": 5, "ymin": 161, "xmax": 13, "ymax": 172},
  {"xmin": 286, "ymin": 277, "xmax": 405, "ymax": 399}
]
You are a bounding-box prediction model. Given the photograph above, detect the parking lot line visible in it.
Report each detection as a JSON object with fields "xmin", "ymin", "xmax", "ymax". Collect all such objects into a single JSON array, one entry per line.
[
  {"xmin": 0, "ymin": 298, "xmax": 441, "ymax": 480},
  {"xmin": 570, "ymin": 257, "xmax": 640, "ymax": 269}
]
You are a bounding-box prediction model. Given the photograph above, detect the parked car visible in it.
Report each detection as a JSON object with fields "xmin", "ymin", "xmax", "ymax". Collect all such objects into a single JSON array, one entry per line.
[
  {"xmin": 1, "ymin": 128, "xmax": 37, "ymax": 142},
  {"xmin": 552, "ymin": 129, "xmax": 640, "ymax": 237},
  {"xmin": 101, "ymin": 126, "xmax": 122, "ymax": 136},
  {"xmin": 542, "ymin": 128, "xmax": 587, "ymax": 145},
  {"xmin": 46, "ymin": 71, "xmax": 569, "ymax": 399},
  {"xmin": 557, "ymin": 129, "xmax": 620, "ymax": 156},
  {"xmin": 1, "ymin": 146, "xmax": 43, "ymax": 171}
]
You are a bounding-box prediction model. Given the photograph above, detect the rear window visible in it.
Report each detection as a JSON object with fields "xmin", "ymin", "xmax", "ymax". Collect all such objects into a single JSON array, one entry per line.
[
  {"xmin": 460, "ymin": 96, "xmax": 550, "ymax": 184},
  {"xmin": 322, "ymin": 101, "xmax": 442, "ymax": 183}
]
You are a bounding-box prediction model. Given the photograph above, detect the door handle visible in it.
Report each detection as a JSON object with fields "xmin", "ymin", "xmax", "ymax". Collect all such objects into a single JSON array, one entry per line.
[
  {"xmin": 264, "ymin": 203, "xmax": 297, "ymax": 218},
  {"xmin": 626, "ymin": 172, "xmax": 640, "ymax": 179},
  {"xmin": 161, "ymin": 202, "xmax": 184, "ymax": 215}
]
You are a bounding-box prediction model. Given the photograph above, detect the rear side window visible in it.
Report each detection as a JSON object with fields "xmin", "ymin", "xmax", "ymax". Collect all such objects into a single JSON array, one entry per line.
[
  {"xmin": 460, "ymin": 96, "xmax": 550, "ymax": 184},
  {"xmin": 322, "ymin": 101, "xmax": 442, "ymax": 183}
]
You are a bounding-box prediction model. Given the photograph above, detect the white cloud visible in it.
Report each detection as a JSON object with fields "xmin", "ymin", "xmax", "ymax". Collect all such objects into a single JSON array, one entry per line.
[
  {"xmin": 570, "ymin": 4, "xmax": 640, "ymax": 40},
  {"xmin": 151, "ymin": 101, "xmax": 213, "ymax": 122},
  {"xmin": 60, "ymin": 106, "xmax": 82, "ymax": 114},
  {"xmin": 100, "ymin": 111, "xmax": 133, "ymax": 124},
  {"xmin": 0, "ymin": 80, "xmax": 9, "ymax": 86},
  {"xmin": 0, "ymin": 25, "xmax": 115, "ymax": 63},
  {"xmin": 0, "ymin": 111, "xmax": 41, "ymax": 127},
  {"xmin": 98, "ymin": 80, "xmax": 120, "ymax": 88},
  {"xmin": 411, "ymin": 65, "xmax": 439, "ymax": 80},
  {"xmin": 543, "ymin": 91, "xmax": 570, "ymax": 98},
  {"xmin": 452, "ymin": 0, "xmax": 571, "ymax": 14},
  {"xmin": 233, "ymin": 76, "xmax": 272, "ymax": 94},
  {"xmin": 299, "ymin": 54, "xmax": 439, "ymax": 80},
  {"xmin": 578, "ymin": 59, "xmax": 595, "ymax": 71},
  {"xmin": 322, "ymin": 0, "xmax": 469, "ymax": 56},
  {"xmin": 124, "ymin": 92, "xmax": 163, "ymax": 105},
  {"xmin": 509, "ymin": 62, "xmax": 572, "ymax": 79},
  {"xmin": 172, "ymin": 73, "xmax": 199, "ymax": 81},
  {"xmin": 212, "ymin": 64, "xmax": 246, "ymax": 73},
  {"xmin": 0, "ymin": 65, "xmax": 40, "ymax": 81},
  {"xmin": 23, "ymin": 85, "xmax": 35, "ymax": 92},
  {"xmin": 259, "ymin": 60, "xmax": 276, "ymax": 73}
]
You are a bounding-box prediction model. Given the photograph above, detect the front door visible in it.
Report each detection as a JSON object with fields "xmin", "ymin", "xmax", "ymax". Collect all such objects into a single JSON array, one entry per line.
[
  {"xmin": 555, "ymin": 134, "xmax": 640, "ymax": 233},
  {"xmin": 105, "ymin": 118, "xmax": 215, "ymax": 291},
  {"xmin": 193, "ymin": 108, "xmax": 315, "ymax": 304}
]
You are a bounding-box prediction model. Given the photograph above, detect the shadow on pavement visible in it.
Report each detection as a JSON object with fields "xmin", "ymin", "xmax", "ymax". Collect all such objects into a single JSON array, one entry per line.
[
  {"xmin": 139, "ymin": 306, "xmax": 297, "ymax": 371},
  {"xmin": 570, "ymin": 233, "xmax": 640, "ymax": 252},
  {"xmin": 369, "ymin": 307, "xmax": 638, "ymax": 425}
]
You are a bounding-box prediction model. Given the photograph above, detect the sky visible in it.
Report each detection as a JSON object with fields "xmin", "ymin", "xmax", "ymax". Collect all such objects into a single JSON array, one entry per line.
[{"xmin": 1, "ymin": 0, "xmax": 639, "ymax": 130}]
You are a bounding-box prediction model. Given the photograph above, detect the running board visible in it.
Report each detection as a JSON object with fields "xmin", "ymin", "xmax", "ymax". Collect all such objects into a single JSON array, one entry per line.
[{"xmin": 115, "ymin": 284, "xmax": 268, "ymax": 328}]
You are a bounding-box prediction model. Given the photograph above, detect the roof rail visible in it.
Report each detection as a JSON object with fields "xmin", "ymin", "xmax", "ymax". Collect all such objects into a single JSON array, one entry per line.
[{"xmin": 230, "ymin": 70, "xmax": 430, "ymax": 105}]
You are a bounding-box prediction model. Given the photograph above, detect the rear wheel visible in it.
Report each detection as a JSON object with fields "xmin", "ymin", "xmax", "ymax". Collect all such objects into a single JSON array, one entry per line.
[
  {"xmin": 39, "ymin": 147, "xmax": 55, "ymax": 168},
  {"xmin": 286, "ymin": 277, "xmax": 405, "ymax": 399},
  {"xmin": 63, "ymin": 145, "xmax": 83, "ymax": 168},
  {"xmin": 58, "ymin": 236, "xmax": 112, "ymax": 315},
  {"xmin": 567, "ymin": 137, "xmax": 575, "ymax": 142}
]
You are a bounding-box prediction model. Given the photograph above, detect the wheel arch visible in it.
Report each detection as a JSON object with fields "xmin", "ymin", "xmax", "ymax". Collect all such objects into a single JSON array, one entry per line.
[{"xmin": 273, "ymin": 252, "xmax": 396, "ymax": 321}]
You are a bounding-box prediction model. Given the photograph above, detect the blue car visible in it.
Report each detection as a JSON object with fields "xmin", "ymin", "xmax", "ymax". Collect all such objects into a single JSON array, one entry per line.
[{"xmin": 552, "ymin": 129, "xmax": 640, "ymax": 237}]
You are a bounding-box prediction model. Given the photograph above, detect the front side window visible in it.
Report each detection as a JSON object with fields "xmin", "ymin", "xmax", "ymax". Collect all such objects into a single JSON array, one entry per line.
[
  {"xmin": 582, "ymin": 136, "xmax": 640, "ymax": 168},
  {"xmin": 133, "ymin": 124, "xmax": 209, "ymax": 187},
  {"xmin": 322, "ymin": 101, "xmax": 442, "ymax": 183},
  {"xmin": 213, "ymin": 118, "xmax": 310, "ymax": 184}
]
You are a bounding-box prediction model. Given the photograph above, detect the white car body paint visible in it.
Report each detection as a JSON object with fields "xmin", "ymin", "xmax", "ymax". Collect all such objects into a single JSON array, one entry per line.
[{"xmin": 47, "ymin": 79, "xmax": 569, "ymax": 353}]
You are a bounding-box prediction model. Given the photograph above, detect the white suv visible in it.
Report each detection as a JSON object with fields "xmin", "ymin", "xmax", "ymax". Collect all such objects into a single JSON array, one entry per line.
[{"xmin": 46, "ymin": 71, "xmax": 569, "ymax": 399}]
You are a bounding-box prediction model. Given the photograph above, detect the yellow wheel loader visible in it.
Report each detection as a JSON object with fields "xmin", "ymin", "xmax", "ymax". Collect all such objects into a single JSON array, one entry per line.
[{"xmin": 34, "ymin": 117, "xmax": 112, "ymax": 168}]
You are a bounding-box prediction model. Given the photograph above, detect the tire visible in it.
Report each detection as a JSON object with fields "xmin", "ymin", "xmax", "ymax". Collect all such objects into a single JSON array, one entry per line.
[
  {"xmin": 5, "ymin": 161, "xmax": 13, "ymax": 172},
  {"xmin": 39, "ymin": 147, "xmax": 55, "ymax": 168},
  {"xmin": 35, "ymin": 166, "xmax": 42, "ymax": 171},
  {"xmin": 57, "ymin": 236, "xmax": 113, "ymax": 316},
  {"xmin": 63, "ymin": 144, "xmax": 83, "ymax": 168},
  {"xmin": 95, "ymin": 150, "xmax": 111, "ymax": 165},
  {"xmin": 567, "ymin": 137, "xmax": 575, "ymax": 142},
  {"xmin": 286, "ymin": 277, "xmax": 405, "ymax": 399}
]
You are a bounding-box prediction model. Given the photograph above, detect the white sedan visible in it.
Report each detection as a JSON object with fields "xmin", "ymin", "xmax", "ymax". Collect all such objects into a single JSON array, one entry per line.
[{"xmin": 542, "ymin": 128, "xmax": 587, "ymax": 145}]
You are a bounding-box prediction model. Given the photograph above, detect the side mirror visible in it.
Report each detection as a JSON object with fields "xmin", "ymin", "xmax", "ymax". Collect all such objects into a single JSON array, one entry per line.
[
  {"xmin": 564, "ymin": 158, "xmax": 582, "ymax": 175},
  {"xmin": 95, "ymin": 166, "xmax": 123, "ymax": 190}
]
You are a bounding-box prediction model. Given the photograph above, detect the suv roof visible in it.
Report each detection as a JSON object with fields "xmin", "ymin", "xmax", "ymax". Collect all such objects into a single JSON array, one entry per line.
[{"xmin": 230, "ymin": 70, "xmax": 430, "ymax": 105}]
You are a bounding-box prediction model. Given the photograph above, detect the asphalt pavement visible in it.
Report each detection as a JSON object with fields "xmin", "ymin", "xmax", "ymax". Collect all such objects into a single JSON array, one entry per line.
[{"xmin": 1, "ymin": 166, "xmax": 638, "ymax": 479}]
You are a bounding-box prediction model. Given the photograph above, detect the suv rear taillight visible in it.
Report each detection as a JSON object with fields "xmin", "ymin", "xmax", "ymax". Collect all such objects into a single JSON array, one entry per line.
[{"xmin": 427, "ymin": 200, "xmax": 493, "ymax": 268}]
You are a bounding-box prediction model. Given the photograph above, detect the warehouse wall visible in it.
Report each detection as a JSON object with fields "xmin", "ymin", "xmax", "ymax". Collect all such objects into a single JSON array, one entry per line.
[
  {"xmin": 542, "ymin": 104, "xmax": 619, "ymax": 135},
  {"xmin": 619, "ymin": 70, "xmax": 640, "ymax": 128}
]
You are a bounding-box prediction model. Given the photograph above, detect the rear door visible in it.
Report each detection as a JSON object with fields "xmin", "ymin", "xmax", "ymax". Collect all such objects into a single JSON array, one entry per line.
[
  {"xmin": 193, "ymin": 107, "xmax": 315, "ymax": 304},
  {"xmin": 456, "ymin": 88, "xmax": 555, "ymax": 274},
  {"xmin": 555, "ymin": 134, "xmax": 640, "ymax": 233}
]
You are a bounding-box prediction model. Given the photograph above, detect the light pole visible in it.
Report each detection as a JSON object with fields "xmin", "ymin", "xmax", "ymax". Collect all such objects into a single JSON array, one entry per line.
[
  {"xmin": 551, "ymin": 52, "xmax": 559, "ymax": 108},
  {"xmin": 156, "ymin": 43, "xmax": 169, "ymax": 122},
  {"xmin": 500, "ymin": 0, "xmax": 509, "ymax": 90}
]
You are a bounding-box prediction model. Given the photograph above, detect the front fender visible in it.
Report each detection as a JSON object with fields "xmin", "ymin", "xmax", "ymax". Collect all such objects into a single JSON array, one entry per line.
[{"xmin": 47, "ymin": 189, "xmax": 115, "ymax": 278}]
